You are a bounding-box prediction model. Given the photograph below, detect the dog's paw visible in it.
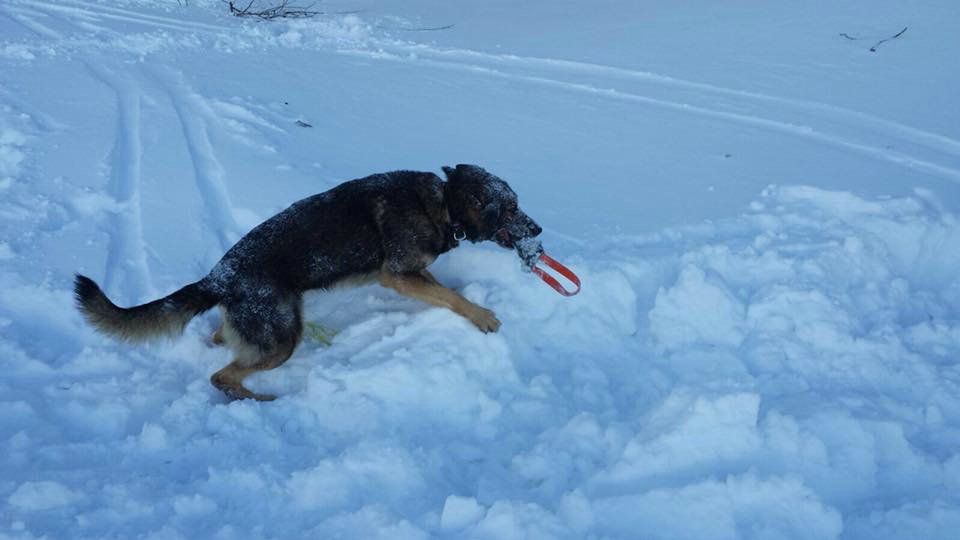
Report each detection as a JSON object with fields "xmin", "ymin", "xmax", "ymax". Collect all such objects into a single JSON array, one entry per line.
[
  {"xmin": 470, "ymin": 306, "xmax": 501, "ymax": 333},
  {"xmin": 219, "ymin": 385, "xmax": 276, "ymax": 402}
]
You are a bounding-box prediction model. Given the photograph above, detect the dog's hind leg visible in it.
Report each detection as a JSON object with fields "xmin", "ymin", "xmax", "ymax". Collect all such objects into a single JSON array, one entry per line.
[
  {"xmin": 211, "ymin": 291, "xmax": 303, "ymax": 401},
  {"xmin": 211, "ymin": 361, "xmax": 273, "ymax": 401},
  {"xmin": 210, "ymin": 331, "xmax": 300, "ymax": 401},
  {"xmin": 210, "ymin": 342, "xmax": 295, "ymax": 401}
]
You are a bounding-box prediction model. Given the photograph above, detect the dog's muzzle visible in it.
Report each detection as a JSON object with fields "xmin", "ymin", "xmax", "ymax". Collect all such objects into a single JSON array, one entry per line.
[{"xmin": 495, "ymin": 210, "xmax": 542, "ymax": 248}]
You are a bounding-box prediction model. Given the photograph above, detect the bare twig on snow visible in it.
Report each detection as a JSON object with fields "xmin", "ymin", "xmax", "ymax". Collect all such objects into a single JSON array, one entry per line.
[
  {"xmin": 227, "ymin": 0, "xmax": 321, "ymax": 20},
  {"xmin": 870, "ymin": 26, "xmax": 907, "ymax": 52},
  {"xmin": 839, "ymin": 26, "xmax": 908, "ymax": 52}
]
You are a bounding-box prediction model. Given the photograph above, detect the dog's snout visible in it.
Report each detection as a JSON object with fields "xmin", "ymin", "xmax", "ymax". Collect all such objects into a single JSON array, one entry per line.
[
  {"xmin": 518, "ymin": 210, "xmax": 542, "ymax": 238},
  {"xmin": 504, "ymin": 209, "xmax": 542, "ymax": 241}
]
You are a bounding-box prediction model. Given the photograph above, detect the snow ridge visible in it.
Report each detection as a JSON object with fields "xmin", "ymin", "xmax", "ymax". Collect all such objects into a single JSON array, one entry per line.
[{"xmin": 1, "ymin": 2, "xmax": 959, "ymax": 539}]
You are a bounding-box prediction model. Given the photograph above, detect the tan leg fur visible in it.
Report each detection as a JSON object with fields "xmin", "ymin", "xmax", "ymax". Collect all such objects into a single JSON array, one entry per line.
[{"xmin": 380, "ymin": 270, "xmax": 501, "ymax": 333}]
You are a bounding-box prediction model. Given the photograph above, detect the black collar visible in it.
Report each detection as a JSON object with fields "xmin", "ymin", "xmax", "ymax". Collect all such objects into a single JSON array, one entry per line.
[{"xmin": 443, "ymin": 181, "xmax": 466, "ymax": 246}]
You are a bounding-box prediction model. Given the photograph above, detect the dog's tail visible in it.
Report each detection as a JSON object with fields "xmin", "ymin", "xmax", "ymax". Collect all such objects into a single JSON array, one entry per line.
[{"xmin": 74, "ymin": 274, "xmax": 219, "ymax": 342}]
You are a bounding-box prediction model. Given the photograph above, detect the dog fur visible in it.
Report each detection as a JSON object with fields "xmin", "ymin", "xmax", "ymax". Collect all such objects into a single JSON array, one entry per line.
[{"xmin": 75, "ymin": 164, "xmax": 542, "ymax": 401}]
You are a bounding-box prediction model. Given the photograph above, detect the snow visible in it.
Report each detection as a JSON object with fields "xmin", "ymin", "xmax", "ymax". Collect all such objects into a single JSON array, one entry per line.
[
  {"xmin": 1, "ymin": 1, "xmax": 959, "ymax": 538},
  {"xmin": 8, "ymin": 481, "xmax": 82, "ymax": 512},
  {"xmin": 440, "ymin": 495, "xmax": 485, "ymax": 531}
]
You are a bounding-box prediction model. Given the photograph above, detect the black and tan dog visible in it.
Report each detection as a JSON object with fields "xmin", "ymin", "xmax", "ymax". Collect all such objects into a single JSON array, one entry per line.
[{"xmin": 75, "ymin": 164, "xmax": 542, "ymax": 401}]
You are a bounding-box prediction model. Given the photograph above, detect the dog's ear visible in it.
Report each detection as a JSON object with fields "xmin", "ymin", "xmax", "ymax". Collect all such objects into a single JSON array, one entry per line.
[
  {"xmin": 455, "ymin": 164, "xmax": 482, "ymax": 175},
  {"xmin": 443, "ymin": 164, "xmax": 487, "ymax": 182}
]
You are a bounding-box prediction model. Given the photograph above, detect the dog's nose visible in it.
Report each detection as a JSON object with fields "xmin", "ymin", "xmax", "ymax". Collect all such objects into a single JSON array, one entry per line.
[{"xmin": 530, "ymin": 222, "xmax": 543, "ymax": 237}]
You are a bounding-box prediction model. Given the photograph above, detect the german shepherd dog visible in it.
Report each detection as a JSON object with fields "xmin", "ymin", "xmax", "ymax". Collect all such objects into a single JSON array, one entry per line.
[{"xmin": 75, "ymin": 164, "xmax": 542, "ymax": 401}]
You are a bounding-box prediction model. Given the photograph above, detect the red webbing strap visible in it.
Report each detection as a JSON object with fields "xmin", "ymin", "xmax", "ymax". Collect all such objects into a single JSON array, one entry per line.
[{"xmin": 531, "ymin": 253, "xmax": 581, "ymax": 296}]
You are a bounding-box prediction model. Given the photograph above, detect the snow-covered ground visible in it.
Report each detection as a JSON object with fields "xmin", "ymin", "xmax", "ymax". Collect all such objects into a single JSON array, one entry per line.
[{"xmin": 2, "ymin": 1, "xmax": 959, "ymax": 538}]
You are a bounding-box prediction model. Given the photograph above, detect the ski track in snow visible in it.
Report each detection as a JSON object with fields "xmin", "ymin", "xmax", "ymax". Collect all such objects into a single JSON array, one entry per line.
[
  {"xmin": 2, "ymin": 3, "xmax": 960, "ymax": 539},
  {"xmin": 391, "ymin": 45, "xmax": 960, "ymax": 159},
  {"xmin": 16, "ymin": 0, "xmax": 226, "ymax": 34},
  {"xmin": 10, "ymin": 0, "xmax": 960, "ymax": 185},
  {"xmin": 0, "ymin": 83, "xmax": 65, "ymax": 133},
  {"xmin": 153, "ymin": 67, "xmax": 243, "ymax": 254},
  {"xmin": 0, "ymin": 4, "xmax": 64, "ymax": 39},
  {"xmin": 343, "ymin": 47, "xmax": 960, "ymax": 184},
  {"xmin": 85, "ymin": 62, "xmax": 156, "ymax": 303}
]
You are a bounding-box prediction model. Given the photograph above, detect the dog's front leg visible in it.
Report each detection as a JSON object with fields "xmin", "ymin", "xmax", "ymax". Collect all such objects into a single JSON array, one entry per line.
[{"xmin": 379, "ymin": 271, "xmax": 501, "ymax": 333}]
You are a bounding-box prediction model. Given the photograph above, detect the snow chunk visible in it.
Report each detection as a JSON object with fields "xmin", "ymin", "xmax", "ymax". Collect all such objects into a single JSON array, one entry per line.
[
  {"xmin": 470, "ymin": 500, "xmax": 567, "ymax": 540},
  {"xmin": 172, "ymin": 494, "xmax": 218, "ymax": 517},
  {"xmin": 598, "ymin": 392, "xmax": 761, "ymax": 489},
  {"xmin": 593, "ymin": 473, "xmax": 842, "ymax": 540},
  {"xmin": 0, "ymin": 44, "xmax": 36, "ymax": 60},
  {"xmin": 650, "ymin": 265, "xmax": 745, "ymax": 350},
  {"xmin": 0, "ymin": 127, "xmax": 27, "ymax": 179},
  {"xmin": 8, "ymin": 481, "xmax": 82, "ymax": 511},
  {"xmin": 558, "ymin": 490, "xmax": 594, "ymax": 533},
  {"xmin": 286, "ymin": 444, "xmax": 425, "ymax": 512},
  {"xmin": 845, "ymin": 500, "xmax": 960, "ymax": 540},
  {"xmin": 306, "ymin": 505, "xmax": 428, "ymax": 540},
  {"xmin": 0, "ymin": 242, "xmax": 14, "ymax": 260},
  {"xmin": 138, "ymin": 423, "xmax": 168, "ymax": 451},
  {"xmin": 69, "ymin": 192, "xmax": 126, "ymax": 216},
  {"xmin": 440, "ymin": 495, "xmax": 486, "ymax": 530}
]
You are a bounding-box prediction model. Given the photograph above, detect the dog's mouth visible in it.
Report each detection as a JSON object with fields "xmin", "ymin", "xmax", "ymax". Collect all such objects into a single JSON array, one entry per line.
[{"xmin": 494, "ymin": 228, "xmax": 515, "ymax": 248}]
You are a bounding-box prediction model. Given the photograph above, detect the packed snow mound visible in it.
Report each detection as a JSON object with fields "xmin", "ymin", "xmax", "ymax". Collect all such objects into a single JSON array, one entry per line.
[
  {"xmin": 3, "ymin": 1, "xmax": 960, "ymax": 538},
  {"xmin": 3, "ymin": 186, "xmax": 959, "ymax": 539}
]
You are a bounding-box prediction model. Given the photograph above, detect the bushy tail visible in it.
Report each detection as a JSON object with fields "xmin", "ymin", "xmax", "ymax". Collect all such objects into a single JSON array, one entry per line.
[{"xmin": 74, "ymin": 274, "xmax": 218, "ymax": 342}]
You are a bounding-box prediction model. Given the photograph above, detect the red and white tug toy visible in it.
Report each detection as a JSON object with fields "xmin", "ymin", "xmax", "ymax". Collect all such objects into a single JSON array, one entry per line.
[{"xmin": 515, "ymin": 238, "xmax": 581, "ymax": 297}]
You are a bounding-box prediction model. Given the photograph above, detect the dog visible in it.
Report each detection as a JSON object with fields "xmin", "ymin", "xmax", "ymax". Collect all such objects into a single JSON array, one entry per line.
[{"xmin": 75, "ymin": 164, "xmax": 542, "ymax": 401}]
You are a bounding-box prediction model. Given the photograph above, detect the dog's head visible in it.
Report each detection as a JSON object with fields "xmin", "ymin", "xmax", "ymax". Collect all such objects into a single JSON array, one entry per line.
[{"xmin": 442, "ymin": 164, "xmax": 542, "ymax": 248}]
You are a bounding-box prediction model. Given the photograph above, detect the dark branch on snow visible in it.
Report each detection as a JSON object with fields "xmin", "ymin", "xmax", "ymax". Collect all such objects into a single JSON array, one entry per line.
[
  {"xmin": 870, "ymin": 27, "xmax": 907, "ymax": 52},
  {"xmin": 227, "ymin": 1, "xmax": 322, "ymax": 20},
  {"xmin": 839, "ymin": 27, "xmax": 908, "ymax": 52}
]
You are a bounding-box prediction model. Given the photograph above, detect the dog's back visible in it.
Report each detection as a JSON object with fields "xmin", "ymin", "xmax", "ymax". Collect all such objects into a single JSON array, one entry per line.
[
  {"xmin": 206, "ymin": 170, "xmax": 450, "ymax": 295},
  {"xmin": 75, "ymin": 170, "xmax": 452, "ymax": 347}
]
